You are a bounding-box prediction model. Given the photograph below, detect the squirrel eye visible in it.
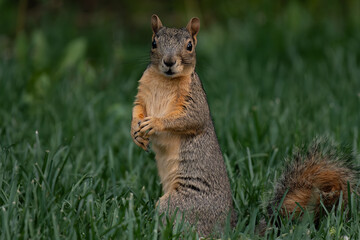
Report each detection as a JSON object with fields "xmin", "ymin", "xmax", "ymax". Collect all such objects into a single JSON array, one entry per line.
[
  {"xmin": 187, "ymin": 41, "xmax": 192, "ymax": 51},
  {"xmin": 152, "ymin": 39, "xmax": 157, "ymax": 49}
]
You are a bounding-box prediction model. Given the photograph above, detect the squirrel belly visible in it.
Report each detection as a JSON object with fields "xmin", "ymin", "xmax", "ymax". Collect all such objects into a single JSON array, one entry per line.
[{"xmin": 151, "ymin": 132, "xmax": 181, "ymax": 194}]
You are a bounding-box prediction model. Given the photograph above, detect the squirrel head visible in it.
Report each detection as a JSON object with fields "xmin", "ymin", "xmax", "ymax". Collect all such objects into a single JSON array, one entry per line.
[{"xmin": 150, "ymin": 14, "xmax": 200, "ymax": 78}]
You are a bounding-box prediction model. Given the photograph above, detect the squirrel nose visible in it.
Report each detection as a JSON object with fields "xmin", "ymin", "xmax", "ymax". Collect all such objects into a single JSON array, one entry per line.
[{"xmin": 163, "ymin": 59, "xmax": 175, "ymax": 67}]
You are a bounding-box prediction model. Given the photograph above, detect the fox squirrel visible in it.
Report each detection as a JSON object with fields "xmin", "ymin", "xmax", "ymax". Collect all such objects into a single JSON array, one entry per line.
[
  {"xmin": 130, "ymin": 15, "xmax": 358, "ymax": 236},
  {"xmin": 130, "ymin": 14, "xmax": 236, "ymax": 235}
]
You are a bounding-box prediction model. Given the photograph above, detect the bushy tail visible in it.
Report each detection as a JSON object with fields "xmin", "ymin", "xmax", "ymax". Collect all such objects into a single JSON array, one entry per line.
[{"xmin": 267, "ymin": 140, "xmax": 358, "ymax": 227}]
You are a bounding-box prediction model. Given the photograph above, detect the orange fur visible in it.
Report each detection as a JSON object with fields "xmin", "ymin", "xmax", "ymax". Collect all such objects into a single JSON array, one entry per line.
[
  {"xmin": 137, "ymin": 66, "xmax": 191, "ymax": 119},
  {"xmin": 282, "ymin": 189, "xmax": 312, "ymax": 216},
  {"xmin": 280, "ymin": 159, "xmax": 352, "ymax": 219},
  {"xmin": 131, "ymin": 66, "xmax": 192, "ymax": 194}
]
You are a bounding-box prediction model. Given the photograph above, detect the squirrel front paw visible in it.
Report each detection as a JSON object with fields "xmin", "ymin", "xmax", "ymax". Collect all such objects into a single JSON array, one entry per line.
[
  {"xmin": 139, "ymin": 116, "xmax": 164, "ymax": 137},
  {"xmin": 131, "ymin": 119, "xmax": 149, "ymax": 151}
]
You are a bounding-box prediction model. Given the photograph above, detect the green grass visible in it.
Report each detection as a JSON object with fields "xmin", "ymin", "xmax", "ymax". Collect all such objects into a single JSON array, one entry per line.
[{"xmin": 1, "ymin": 7, "xmax": 360, "ymax": 239}]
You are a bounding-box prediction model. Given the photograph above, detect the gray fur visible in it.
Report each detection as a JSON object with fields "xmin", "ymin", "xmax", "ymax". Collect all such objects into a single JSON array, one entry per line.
[
  {"xmin": 151, "ymin": 27, "xmax": 196, "ymax": 72},
  {"xmin": 158, "ymin": 72, "xmax": 237, "ymax": 236}
]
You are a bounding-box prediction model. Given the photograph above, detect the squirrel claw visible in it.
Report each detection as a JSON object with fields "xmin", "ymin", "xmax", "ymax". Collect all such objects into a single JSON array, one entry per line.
[
  {"xmin": 134, "ymin": 135, "xmax": 149, "ymax": 151},
  {"xmin": 139, "ymin": 117, "xmax": 162, "ymax": 137},
  {"xmin": 145, "ymin": 146, "xmax": 150, "ymax": 153}
]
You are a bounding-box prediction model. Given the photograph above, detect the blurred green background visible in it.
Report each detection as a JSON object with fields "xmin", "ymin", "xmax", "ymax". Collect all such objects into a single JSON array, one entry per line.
[{"xmin": 0, "ymin": 0, "xmax": 360, "ymax": 239}]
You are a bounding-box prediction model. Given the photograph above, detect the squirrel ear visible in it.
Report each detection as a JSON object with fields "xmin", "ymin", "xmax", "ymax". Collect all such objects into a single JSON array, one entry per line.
[
  {"xmin": 151, "ymin": 14, "xmax": 163, "ymax": 34},
  {"xmin": 186, "ymin": 17, "xmax": 200, "ymax": 43}
]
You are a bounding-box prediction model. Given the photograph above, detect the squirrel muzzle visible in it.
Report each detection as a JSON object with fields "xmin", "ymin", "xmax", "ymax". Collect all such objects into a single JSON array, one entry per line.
[{"xmin": 160, "ymin": 55, "xmax": 183, "ymax": 77}]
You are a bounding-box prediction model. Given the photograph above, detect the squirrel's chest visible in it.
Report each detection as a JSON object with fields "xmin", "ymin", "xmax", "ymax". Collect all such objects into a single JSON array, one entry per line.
[
  {"xmin": 139, "ymin": 68, "xmax": 191, "ymax": 117},
  {"xmin": 145, "ymin": 85, "xmax": 178, "ymax": 117}
]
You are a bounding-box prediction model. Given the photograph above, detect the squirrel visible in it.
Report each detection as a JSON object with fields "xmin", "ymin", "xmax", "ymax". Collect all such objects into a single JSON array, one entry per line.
[
  {"xmin": 130, "ymin": 15, "xmax": 358, "ymax": 236},
  {"xmin": 130, "ymin": 15, "xmax": 236, "ymax": 236}
]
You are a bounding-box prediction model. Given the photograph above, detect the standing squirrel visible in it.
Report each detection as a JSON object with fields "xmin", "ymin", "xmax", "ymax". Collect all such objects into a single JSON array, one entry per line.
[
  {"xmin": 131, "ymin": 15, "xmax": 358, "ymax": 236},
  {"xmin": 130, "ymin": 15, "xmax": 236, "ymax": 235}
]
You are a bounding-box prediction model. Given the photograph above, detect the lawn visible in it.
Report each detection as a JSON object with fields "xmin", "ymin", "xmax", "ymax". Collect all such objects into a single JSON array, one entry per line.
[{"xmin": 0, "ymin": 1, "xmax": 360, "ymax": 239}]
